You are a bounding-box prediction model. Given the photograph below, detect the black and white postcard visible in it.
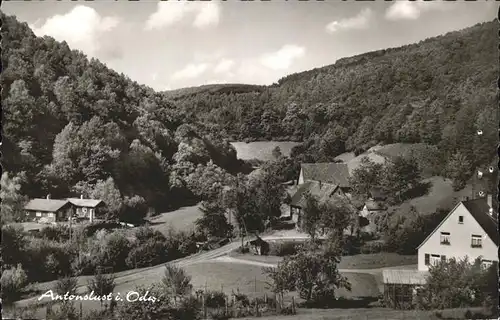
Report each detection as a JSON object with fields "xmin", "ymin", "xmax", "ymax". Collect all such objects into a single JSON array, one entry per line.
[{"xmin": 1, "ymin": 1, "xmax": 498, "ymax": 319}]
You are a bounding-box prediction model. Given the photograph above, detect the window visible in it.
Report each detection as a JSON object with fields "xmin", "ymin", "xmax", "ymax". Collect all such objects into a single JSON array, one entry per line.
[
  {"xmin": 440, "ymin": 232, "xmax": 450, "ymax": 245},
  {"xmin": 36, "ymin": 212, "xmax": 42, "ymax": 217},
  {"xmin": 441, "ymin": 255, "xmax": 446, "ymax": 262},
  {"xmin": 482, "ymin": 260, "xmax": 493, "ymax": 269},
  {"xmin": 458, "ymin": 216, "xmax": 464, "ymax": 224},
  {"xmin": 471, "ymin": 235, "xmax": 482, "ymax": 248},
  {"xmin": 425, "ymin": 254, "xmax": 430, "ymax": 265},
  {"xmin": 430, "ymin": 254, "xmax": 441, "ymax": 266},
  {"xmin": 48, "ymin": 213, "xmax": 54, "ymax": 218}
]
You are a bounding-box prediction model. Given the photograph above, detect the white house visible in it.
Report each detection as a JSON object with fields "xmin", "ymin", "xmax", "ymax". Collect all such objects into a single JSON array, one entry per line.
[{"xmin": 417, "ymin": 196, "xmax": 498, "ymax": 271}]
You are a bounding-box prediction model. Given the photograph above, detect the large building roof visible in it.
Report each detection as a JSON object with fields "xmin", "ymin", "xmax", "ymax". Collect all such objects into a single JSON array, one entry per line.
[
  {"xmin": 24, "ymin": 199, "xmax": 70, "ymax": 212},
  {"xmin": 67, "ymin": 198, "xmax": 103, "ymax": 208},
  {"xmin": 290, "ymin": 181, "xmax": 339, "ymax": 208},
  {"xmin": 301, "ymin": 163, "xmax": 350, "ymax": 188}
]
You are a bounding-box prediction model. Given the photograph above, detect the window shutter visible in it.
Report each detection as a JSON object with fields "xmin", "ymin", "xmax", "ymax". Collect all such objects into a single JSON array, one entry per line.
[{"xmin": 425, "ymin": 254, "xmax": 430, "ymax": 265}]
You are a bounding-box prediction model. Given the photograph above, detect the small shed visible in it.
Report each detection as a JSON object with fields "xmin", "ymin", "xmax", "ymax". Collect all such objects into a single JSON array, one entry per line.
[
  {"xmin": 249, "ymin": 236, "xmax": 270, "ymax": 256},
  {"xmin": 382, "ymin": 269, "xmax": 428, "ymax": 309}
]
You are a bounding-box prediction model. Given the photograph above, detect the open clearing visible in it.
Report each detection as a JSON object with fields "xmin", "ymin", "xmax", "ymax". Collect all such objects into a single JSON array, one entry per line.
[
  {"xmin": 148, "ymin": 204, "xmax": 201, "ymax": 235},
  {"xmin": 230, "ymin": 141, "xmax": 301, "ymax": 161}
]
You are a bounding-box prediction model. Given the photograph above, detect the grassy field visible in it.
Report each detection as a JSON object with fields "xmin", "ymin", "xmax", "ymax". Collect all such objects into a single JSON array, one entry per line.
[
  {"xmin": 183, "ymin": 261, "xmax": 380, "ymax": 300},
  {"xmin": 230, "ymin": 141, "xmax": 301, "ymax": 161},
  {"xmin": 229, "ymin": 253, "xmax": 417, "ymax": 270},
  {"xmin": 236, "ymin": 307, "xmax": 489, "ymax": 320},
  {"xmin": 148, "ymin": 204, "xmax": 202, "ymax": 235}
]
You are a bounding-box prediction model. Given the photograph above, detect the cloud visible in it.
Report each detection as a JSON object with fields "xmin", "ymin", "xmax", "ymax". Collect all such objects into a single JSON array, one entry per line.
[
  {"xmin": 260, "ymin": 45, "xmax": 306, "ymax": 70},
  {"xmin": 171, "ymin": 63, "xmax": 210, "ymax": 80},
  {"xmin": 326, "ymin": 8, "xmax": 373, "ymax": 33},
  {"xmin": 385, "ymin": 1, "xmax": 449, "ymax": 21},
  {"xmin": 213, "ymin": 59, "xmax": 235, "ymax": 74},
  {"xmin": 145, "ymin": 2, "xmax": 220, "ymax": 30},
  {"xmin": 30, "ymin": 5, "xmax": 120, "ymax": 57}
]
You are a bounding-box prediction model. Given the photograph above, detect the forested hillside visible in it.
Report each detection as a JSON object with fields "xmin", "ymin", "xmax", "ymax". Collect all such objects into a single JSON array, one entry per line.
[
  {"xmin": 170, "ymin": 21, "xmax": 497, "ymax": 186},
  {"xmin": 1, "ymin": 13, "xmax": 249, "ymax": 220}
]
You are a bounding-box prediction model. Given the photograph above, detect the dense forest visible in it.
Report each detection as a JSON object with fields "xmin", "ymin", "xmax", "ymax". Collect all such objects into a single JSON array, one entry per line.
[
  {"xmin": 1, "ymin": 13, "xmax": 497, "ymax": 221},
  {"xmin": 170, "ymin": 21, "xmax": 497, "ymax": 176},
  {"xmin": 1, "ymin": 13, "xmax": 250, "ymax": 219}
]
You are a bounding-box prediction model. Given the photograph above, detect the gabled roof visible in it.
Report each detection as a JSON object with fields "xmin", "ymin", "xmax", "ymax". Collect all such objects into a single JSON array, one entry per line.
[
  {"xmin": 24, "ymin": 199, "xmax": 70, "ymax": 212},
  {"xmin": 383, "ymin": 269, "xmax": 428, "ymax": 285},
  {"xmin": 290, "ymin": 181, "xmax": 339, "ymax": 208},
  {"xmin": 301, "ymin": 163, "xmax": 350, "ymax": 188},
  {"xmin": 369, "ymin": 187, "xmax": 387, "ymax": 201},
  {"xmin": 67, "ymin": 198, "xmax": 104, "ymax": 208},
  {"xmin": 417, "ymin": 198, "xmax": 499, "ymax": 249}
]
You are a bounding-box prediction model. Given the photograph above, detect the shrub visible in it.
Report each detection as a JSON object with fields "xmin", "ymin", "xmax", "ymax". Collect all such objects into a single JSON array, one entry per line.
[
  {"xmin": 1, "ymin": 264, "xmax": 28, "ymax": 304},
  {"xmin": 172, "ymin": 296, "xmax": 201, "ymax": 320},
  {"xmin": 236, "ymin": 246, "xmax": 249, "ymax": 254},
  {"xmin": 209, "ymin": 310, "xmax": 231, "ymax": 320},
  {"xmin": 269, "ymin": 242, "xmax": 300, "ymax": 257},
  {"xmin": 360, "ymin": 240, "xmax": 386, "ymax": 254},
  {"xmin": 71, "ymin": 255, "xmax": 96, "ymax": 276},
  {"xmin": 126, "ymin": 239, "xmax": 168, "ymax": 268},
  {"xmin": 204, "ymin": 291, "xmax": 226, "ymax": 308},
  {"xmin": 55, "ymin": 277, "xmax": 78, "ymax": 296},
  {"xmin": 38, "ymin": 225, "xmax": 71, "ymax": 242}
]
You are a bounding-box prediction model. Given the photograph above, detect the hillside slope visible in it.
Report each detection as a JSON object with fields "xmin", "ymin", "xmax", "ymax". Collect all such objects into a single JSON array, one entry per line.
[
  {"xmin": 170, "ymin": 21, "xmax": 497, "ymax": 186},
  {"xmin": 1, "ymin": 13, "xmax": 247, "ymax": 215}
]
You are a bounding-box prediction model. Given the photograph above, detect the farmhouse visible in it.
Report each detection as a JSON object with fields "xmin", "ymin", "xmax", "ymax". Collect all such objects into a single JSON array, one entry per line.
[
  {"xmin": 24, "ymin": 196, "xmax": 74, "ymax": 223},
  {"xmin": 298, "ymin": 163, "xmax": 350, "ymax": 191},
  {"xmin": 289, "ymin": 181, "xmax": 342, "ymax": 218},
  {"xmin": 67, "ymin": 196, "xmax": 105, "ymax": 223},
  {"xmin": 417, "ymin": 195, "xmax": 498, "ymax": 271}
]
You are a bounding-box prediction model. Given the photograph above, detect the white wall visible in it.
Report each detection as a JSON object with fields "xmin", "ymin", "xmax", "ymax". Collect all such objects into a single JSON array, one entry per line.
[
  {"xmin": 298, "ymin": 169, "xmax": 304, "ymax": 185},
  {"xmin": 418, "ymin": 203, "xmax": 498, "ymax": 271}
]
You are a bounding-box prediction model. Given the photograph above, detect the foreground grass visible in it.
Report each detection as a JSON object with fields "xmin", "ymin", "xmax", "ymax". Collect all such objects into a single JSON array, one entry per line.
[{"xmin": 237, "ymin": 307, "xmax": 490, "ymax": 320}]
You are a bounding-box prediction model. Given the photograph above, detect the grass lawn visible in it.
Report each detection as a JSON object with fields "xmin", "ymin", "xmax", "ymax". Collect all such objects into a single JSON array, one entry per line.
[
  {"xmin": 230, "ymin": 253, "xmax": 417, "ymax": 270},
  {"xmin": 148, "ymin": 204, "xmax": 201, "ymax": 235},
  {"xmin": 338, "ymin": 253, "xmax": 417, "ymax": 270}
]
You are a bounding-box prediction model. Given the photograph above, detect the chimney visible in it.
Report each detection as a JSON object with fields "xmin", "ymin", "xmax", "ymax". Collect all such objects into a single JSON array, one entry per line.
[
  {"xmin": 46, "ymin": 194, "xmax": 50, "ymax": 200},
  {"xmin": 487, "ymin": 194, "xmax": 492, "ymax": 209},
  {"xmin": 81, "ymin": 194, "xmax": 84, "ymax": 199}
]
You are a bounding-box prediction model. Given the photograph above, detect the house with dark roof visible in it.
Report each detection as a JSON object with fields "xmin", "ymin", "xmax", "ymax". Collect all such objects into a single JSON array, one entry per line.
[
  {"xmin": 67, "ymin": 196, "xmax": 106, "ymax": 223},
  {"xmin": 298, "ymin": 163, "xmax": 351, "ymax": 190},
  {"xmin": 417, "ymin": 195, "xmax": 498, "ymax": 271},
  {"xmin": 289, "ymin": 181, "xmax": 342, "ymax": 217},
  {"xmin": 24, "ymin": 196, "xmax": 74, "ymax": 223}
]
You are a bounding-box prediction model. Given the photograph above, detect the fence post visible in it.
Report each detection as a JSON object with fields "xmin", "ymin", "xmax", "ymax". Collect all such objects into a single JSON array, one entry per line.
[
  {"xmin": 79, "ymin": 301, "xmax": 83, "ymax": 319},
  {"xmin": 275, "ymin": 293, "xmax": 280, "ymax": 313},
  {"xmin": 225, "ymin": 295, "xmax": 228, "ymax": 314},
  {"xmin": 292, "ymin": 296, "xmax": 296, "ymax": 314},
  {"xmin": 264, "ymin": 293, "xmax": 268, "ymax": 304},
  {"xmin": 202, "ymin": 293, "xmax": 207, "ymax": 319},
  {"xmin": 254, "ymin": 276, "xmax": 257, "ymax": 293}
]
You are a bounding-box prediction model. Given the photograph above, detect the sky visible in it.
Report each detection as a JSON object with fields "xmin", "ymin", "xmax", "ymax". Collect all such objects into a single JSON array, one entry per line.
[{"xmin": 3, "ymin": 1, "xmax": 497, "ymax": 91}]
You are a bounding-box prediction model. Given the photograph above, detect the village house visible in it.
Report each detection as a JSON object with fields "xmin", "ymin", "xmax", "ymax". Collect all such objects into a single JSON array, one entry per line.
[
  {"xmin": 417, "ymin": 195, "xmax": 498, "ymax": 271},
  {"xmin": 67, "ymin": 196, "xmax": 105, "ymax": 223},
  {"xmin": 298, "ymin": 162, "xmax": 351, "ymax": 192},
  {"xmin": 359, "ymin": 188, "xmax": 388, "ymax": 234},
  {"xmin": 24, "ymin": 196, "xmax": 74, "ymax": 223}
]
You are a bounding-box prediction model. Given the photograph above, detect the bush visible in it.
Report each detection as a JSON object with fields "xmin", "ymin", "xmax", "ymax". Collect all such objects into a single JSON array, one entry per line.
[
  {"xmin": 360, "ymin": 240, "xmax": 386, "ymax": 254},
  {"xmin": 1, "ymin": 264, "xmax": 28, "ymax": 304},
  {"xmin": 55, "ymin": 277, "xmax": 78, "ymax": 296},
  {"xmin": 236, "ymin": 246, "xmax": 250, "ymax": 254},
  {"xmin": 209, "ymin": 310, "xmax": 231, "ymax": 320},
  {"xmin": 204, "ymin": 291, "xmax": 226, "ymax": 308},
  {"xmin": 38, "ymin": 225, "xmax": 71, "ymax": 242},
  {"xmin": 269, "ymin": 242, "xmax": 300, "ymax": 257},
  {"xmin": 126, "ymin": 239, "xmax": 168, "ymax": 268}
]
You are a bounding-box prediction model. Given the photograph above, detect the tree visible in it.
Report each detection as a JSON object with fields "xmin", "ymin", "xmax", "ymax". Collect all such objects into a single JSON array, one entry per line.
[
  {"xmin": 266, "ymin": 241, "xmax": 350, "ymax": 305},
  {"xmin": 161, "ymin": 264, "xmax": 193, "ymax": 306},
  {"xmin": 416, "ymin": 257, "xmax": 495, "ymax": 310},
  {"xmin": 1, "ymin": 225, "xmax": 27, "ymax": 271},
  {"xmin": 381, "ymin": 156, "xmax": 421, "ymax": 202},
  {"xmin": 0, "ymin": 171, "xmax": 27, "ymax": 223},
  {"xmin": 349, "ymin": 157, "xmax": 384, "ymax": 200},
  {"xmin": 445, "ymin": 151, "xmax": 473, "ymax": 191},
  {"xmin": 87, "ymin": 272, "xmax": 116, "ymax": 308},
  {"xmin": 0, "ymin": 264, "xmax": 28, "ymax": 305},
  {"xmin": 195, "ymin": 201, "xmax": 233, "ymax": 239}
]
